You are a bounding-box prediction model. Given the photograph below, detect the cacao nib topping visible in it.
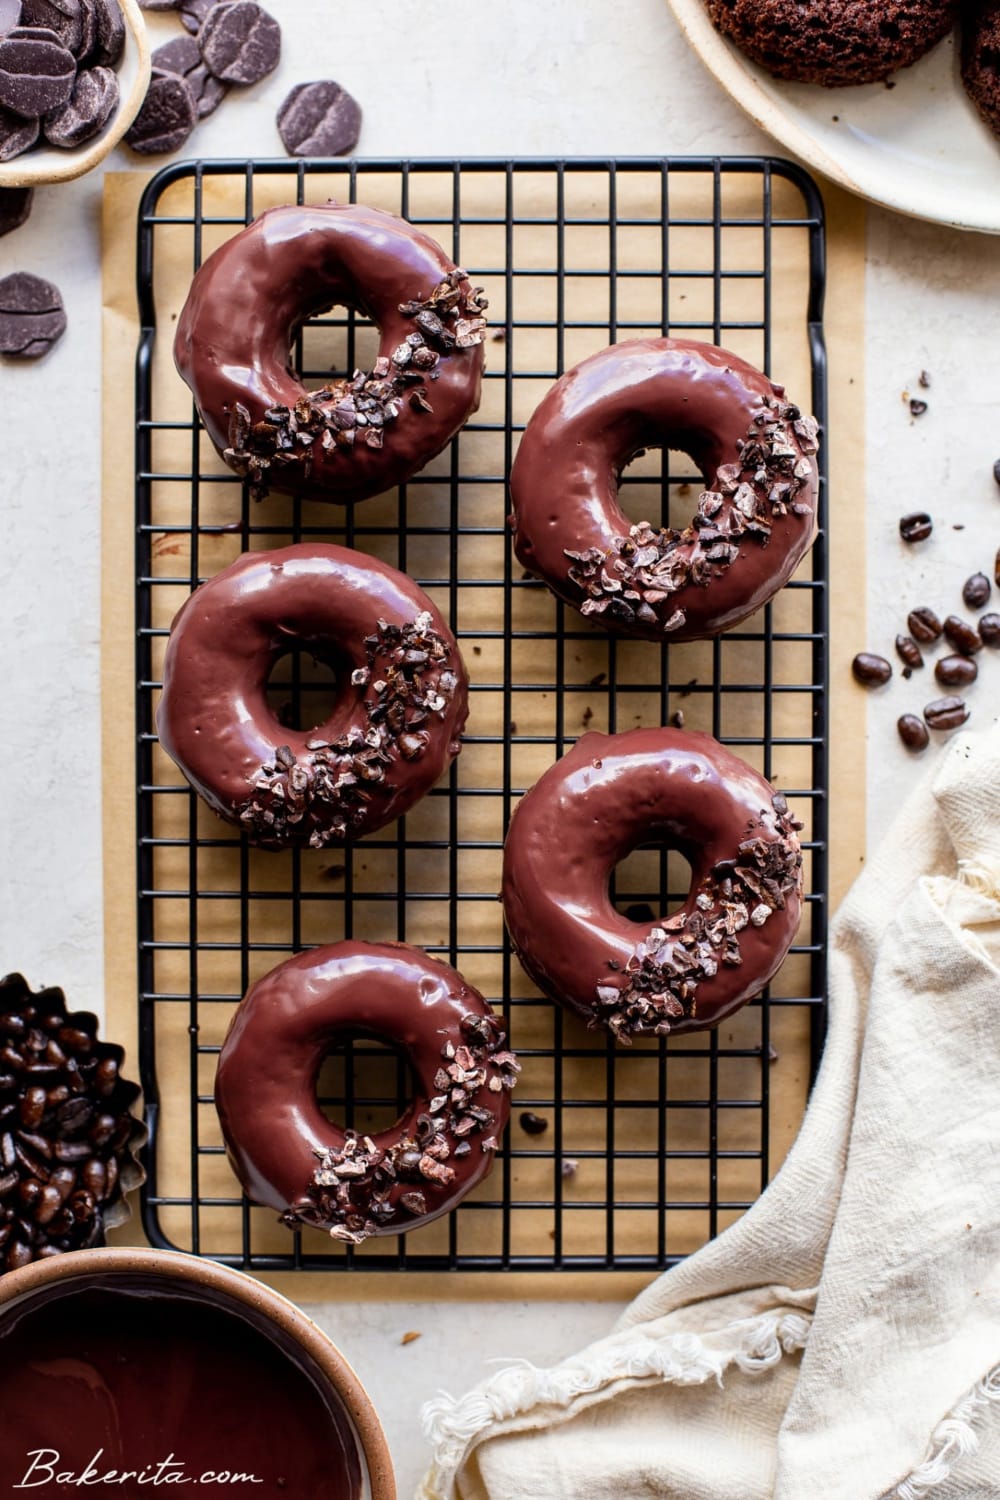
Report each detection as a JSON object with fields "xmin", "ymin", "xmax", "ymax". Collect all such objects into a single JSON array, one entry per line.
[
  {"xmin": 284, "ymin": 1012, "xmax": 519, "ymax": 1244},
  {"xmin": 223, "ymin": 268, "xmax": 487, "ymax": 500},
  {"xmin": 564, "ymin": 399, "xmax": 819, "ymax": 633},
  {"xmin": 593, "ymin": 794, "xmax": 803, "ymax": 1042},
  {"xmin": 235, "ymin": 611, "xmax": 460, "ymax": 849}
]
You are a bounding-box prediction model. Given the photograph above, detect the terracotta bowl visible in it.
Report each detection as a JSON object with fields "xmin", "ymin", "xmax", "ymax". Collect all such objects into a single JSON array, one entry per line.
[
  {"xmin": 0, "ymin": 0, "xmax": 151, "ymax": 189},
  {"xmin": 0, "ymin": 1246, "xmax": 396, "ymax": 1499}
]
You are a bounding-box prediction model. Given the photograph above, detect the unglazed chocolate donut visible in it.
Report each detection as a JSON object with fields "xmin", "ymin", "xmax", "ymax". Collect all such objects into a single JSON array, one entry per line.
[
  {"xmin": 509, "ymin": 338, "xmax": 819, "ymax": 642},
  {"xmin": 174, "ymin": 201, "xmax": 488, "ymax": 504},
  {"xmin": 502, "ymin": 728, "xmax": 803, "ymax": 1040},
  {"xmin": 215, "ymin": 942, "xmax": 519, "ymax": 1244},
  {"xmin": 156, "ymin": 543, "xmax": 468, "ymax": 850}
]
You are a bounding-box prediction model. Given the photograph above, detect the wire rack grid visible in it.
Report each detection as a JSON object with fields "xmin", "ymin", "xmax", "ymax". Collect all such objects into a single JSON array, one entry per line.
[{"xmin": 134, "ymin": 155, "xmax": 829, "ymax": 1273}]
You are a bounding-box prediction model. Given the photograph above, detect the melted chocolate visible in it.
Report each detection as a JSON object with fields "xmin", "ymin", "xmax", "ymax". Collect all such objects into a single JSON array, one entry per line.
[
  {"xmin": 0, "ymin": 1279, "xmax": 364, "ymax": 1498},
  {"xmin": 501, "ymin": 728, "xmax": 803, "ymax": 1038},
  {"xmin": 156, "ymin": 543, "xmax": 469, "ymax": 850},
  {"xmin": 174, "ymin": 201, "xmax": 486, "ymax": 504},
  {"xmin": 215, "ymin": 941, "xmax": 517, "ymax": 1243},
  {"xmin": 509, "ymin": 338, "xmax": 819, "ymax": 641}
]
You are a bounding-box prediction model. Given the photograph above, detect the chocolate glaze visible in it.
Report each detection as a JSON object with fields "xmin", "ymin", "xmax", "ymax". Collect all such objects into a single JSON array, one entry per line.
[
  {"xmin": 509, "ymin": 338, "xmax": 819, "ymax": 642},
  {"xmin": 215, "ymin": 941, "xmax": 518, "ymax": 1243},
  {"xmin": 174, "ymin": 201, "xmax": 486, "ymax": 504},
  {"xmin": 0, "ymin": 1277, "xmax": 363, "ymax": 1498},
  {"xmin": 156, "ymin": 543, "xmax": 469, "ymax": 850},
  {"xmin": 502, "ymin": 728, "xmax": 803, "ymax": 1038}
]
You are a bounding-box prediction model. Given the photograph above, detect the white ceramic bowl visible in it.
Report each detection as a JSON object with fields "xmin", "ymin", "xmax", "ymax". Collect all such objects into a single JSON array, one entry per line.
[{"xmin": 0, "ymin": 0, "xmax": 151, "ymax": 189}]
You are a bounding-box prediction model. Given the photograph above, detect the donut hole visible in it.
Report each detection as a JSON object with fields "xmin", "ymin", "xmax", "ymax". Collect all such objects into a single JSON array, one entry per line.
[
  {"xmin": 611, "ymin": 843, "xmax": 693, "ymax": 925},
  {"xmin": 265, "ymin": 646, "xmax": 350, "ymax": 734},
  {"xmin": 615, "ymin": 446, "xmax": 706, "ymax": 534},
  {"xmin": 297, "ymin": 314, "xmax": 381, "ymax": 392},
  {"xmin": 316, "ymin": 1034, "xmax": 415, "ymax": 1136}
]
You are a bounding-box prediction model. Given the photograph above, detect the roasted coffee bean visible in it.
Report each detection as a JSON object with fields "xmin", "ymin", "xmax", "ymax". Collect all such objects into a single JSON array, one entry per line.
[
  {"xmin": 519, "ymin": 1111, "xmax": 548, "ymax": 1136},
  {"xmin": 56, "ymin": 1096, "xmax": 92, "ymax": 1133},
  {"xmin": 962, "ymin": 572, "xmax": 991, "ymax": 610},
  {"xmin": 935, "ymin": 654, "xmax": 978, "ymax": 688},
  {"xmin": 58, "ymin": 1025, "xmax": 93, "ymax": 1054},
  {"xmin": 18, "ymin": 1085, "xmax": 45, "ymax": 1128},
  {"xmin": 924, "ymin": 696, "xmax": 970, "ymax": 731},
  {"xmin": 895, "ymin": 634, "xmax": 923, "ymax": 670},
  {"xmin": 907, "ymin": 606, "xmax": 943, "ymax": 644},
  {"xmin": 17, "ymin": 1176, "xmax": 40, "ymax": 1211},
  {"xmin": 80, "ymin": 1157, "xmax": 106, "ymax": 1199},
  {"xmin": 152, "ymin": 35, "xmax": 227, "ymax": 118},
  {"xmin": 43, "ymin": 60, "xmax": 117, "ymax": 144},
  {"xmin": 978, "ymin": 612, "xmax": 1000, "ymax": 646},
  {"xmin": 198, "ymin": 1, "xmax": 279, "ymax": 85},
  {"xmin": 34, "ymin": 1181, "xmax": 63, "ymax": 1224},
  {"xmin": 899, "ymin": 511, "xmax": 932, "ymax": 543},
  {"xmin": 94, "ymin": 1055, "xmax": 118, "ymax": 1096},
  {"xmin": 851, "ymin": 652, "xmax": 892, "ymax": 687},
  {"xmin": 7, "ymin": 1239, "xmax": 32, "ymax": 1270},
  {"xmin": 943, "ymin": 615, "xmax": 982, "ymax": 656},
  {"xmin": 0, "ymin": 184, "xmax": 31, "ymax": 236},
  {"xmin": 0, "ymin": 272, "xmax": 66, "ymax": 358},
  {"xmin": 125, "ymin": 68, "xmax": 195, "ymax": 152},
  {"xmin": 0, "ymin": 30, "xmax": 75, "ymax": 112},
  {"xmin": 48, "ymin": 1163, "xmax": 75, "ymax": 1201},
  {"xmin": 276, "ymin": 79, "xmax": 362, "ymax": 158}
]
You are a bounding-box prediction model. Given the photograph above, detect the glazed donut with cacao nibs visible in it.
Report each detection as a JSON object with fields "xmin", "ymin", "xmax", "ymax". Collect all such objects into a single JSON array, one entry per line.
[
  {"xmin": 174, "ymin": 201, "xmax": 488, "ymax": 504},
  {"xmin": 156, "ymin": 543, "xmax": 468, "ymax": 851},
  {"xmin": 704, "ymin": 0, "xmax": 959, "ymax": 87},
  {"xmin": 214, "ymin": 942, "xmax": 519, "ymax": 1245},
  {"xmin": 502, "ymin": 728, "xmax": 803, "ymax": 1041},
  {"xmin": 509, "ymin": 338, "xmax": 819, "ymax": 643}
]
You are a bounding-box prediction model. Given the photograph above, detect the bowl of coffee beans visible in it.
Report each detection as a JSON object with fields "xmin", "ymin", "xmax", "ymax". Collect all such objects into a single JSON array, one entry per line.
[{"xmin": 0, "ymin": 0, "xmax": 150, "ymax": 187}]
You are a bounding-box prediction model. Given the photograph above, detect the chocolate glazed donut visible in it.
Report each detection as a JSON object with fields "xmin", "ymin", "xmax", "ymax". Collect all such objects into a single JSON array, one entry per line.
[
  {"xmin": 509, "ymin": 338, "xmax": 819, "ymax": 642},
  {"xmin": 156, "ymin": 543, "xmax": 469, "ymax": 850},
  {"xmin": 174, "ymin": 201, "xmax": 488, "ymax": 504},
  {"xmin": 502, "ymin": 728, "xmax": 803, "ymax": 1040},
  {"xmin": 215, "ymin": 942, "xmax": 520, "ymax": 1244}
]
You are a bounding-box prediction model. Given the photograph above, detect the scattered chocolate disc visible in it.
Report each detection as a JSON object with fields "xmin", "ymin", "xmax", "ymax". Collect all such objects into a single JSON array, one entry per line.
[
  {"xmin": 978, "ymin": 612, "xmax": 1000, "ymax": 646},
  {"xmin": 0, "ymin": 271, "xmax": 66, "ymax": 358},
  {"xmin": 152, "ymin": 33, "xmax": 226, "ymax": 117},
  {"xmin": 19, "ymin": 0, "xmax": 82, "ymax": 53},
  {"xmin": 924, "ymin": 696, "xmax": 970, "ymax": 731},
  {"xmin": 962, "ymin": 572, "xmax": 991, "ymax": 610},
  {"xmin": 89, "ymin": 0, "xmax": 123, "ymax": 67},
  {"xmin": 0, "ymin": 0, "xmax": 22, "ymax": 32},
  {"xmin": 895, "ymin": 633, "xmax": 923, "ymax": 670},
  {"xmin": 124, "ymin": 67, "xmax": 195, "ymax": 153},
  {"xmin": 907, "ymin": 606, "xmax": 943, "ymax": 644},
  {"xmin": 0, "ymin": 184, "xmax": 31, "ymax": 235},
  {"xmin": 198, "ymin": 0, "xmax": 279, "ymax": 86},
  {"xmin": 0, "ymin": 31, "xmax": 75, "ymax": 114},
  {"xmin": 897, "ymin": 713, "xmax": 929, "ymax": 752},
  {"xmin": 851, "ymin": 652, "xmax": 892, "ymax": 687},
  {"xmin": 0, "ymin": 99, "xmax": 36, "ymax": 155},
  {"xmin": 43, "ymin": 61, "xmax": 117, "ymax": 144},
  {"xmin": 899, "ymin": 510, "xmax": 932, "ymax": 543},
  {"xmin": 935, "ymin": 653, "xmax": 978, "ymax": 689},
  {"xmin": 276, "ymin": 78, "xmax": 362, "ymax": 158},
  {"xmin": 943, "ymin": 614, "xmax": 982, "ymax": 656}
]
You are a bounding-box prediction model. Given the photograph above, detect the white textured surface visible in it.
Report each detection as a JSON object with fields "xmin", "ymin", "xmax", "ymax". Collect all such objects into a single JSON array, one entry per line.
[{"xmin": 1, "ymin": 2, "xmax": 999, "ymax": 1495}]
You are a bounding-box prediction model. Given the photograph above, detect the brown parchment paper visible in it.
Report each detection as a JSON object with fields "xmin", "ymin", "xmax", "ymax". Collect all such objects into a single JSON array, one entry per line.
[{"xmin": 102, "ymin": 166, "xmax": 866, "ymax": 1302}]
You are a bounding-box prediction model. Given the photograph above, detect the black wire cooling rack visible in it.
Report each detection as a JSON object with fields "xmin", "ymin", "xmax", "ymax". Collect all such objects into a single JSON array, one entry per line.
[{"xmin": 134, "ymin": 156, "xmax": 829, "ymax": 1273}]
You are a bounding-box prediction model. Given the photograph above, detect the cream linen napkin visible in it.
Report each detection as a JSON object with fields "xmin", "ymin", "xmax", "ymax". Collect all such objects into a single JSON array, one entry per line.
[{"xmin": 419, "ymin": 724, "xmax": 1000, "ymax": 1500}]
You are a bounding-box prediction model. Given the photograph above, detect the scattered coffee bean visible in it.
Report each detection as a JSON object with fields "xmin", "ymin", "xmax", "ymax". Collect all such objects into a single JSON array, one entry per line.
[
  {"xmin": 0, "ymin": 99, "xmax": 36, "ymax": 155},
  {"xmin": 0, "ymin": 31, "xmax": 76, "ymax": 113},
  {"xmin": 0, "ymin": 272, "xmax": 66, "ymax": 358},
  {"xmin": 907, "ymin": 606, "xmax": 943, "ymax": 644},
  {"xmin": 152, "ymin": 33, "xmax": 226, "ymax": 118},
  {"xmin": 978, "ymin": 612, "xmax": 1000, "ymax": 646},
  {"xmin": 909, "ymin": 398, "xmax": 928, "ymax": 417},
  {"xmin": 895, "ymin": 634, "xmax": 923, "ymax": 670},
  {"xmin": 962, "ymin": 572, "xmax": 991, "ymax": 610},
  {"xmin": 519, "ymin": 1111, "xmax": 548, "ymax": 1136},
  {"xmin": 43, "ymin": 61, "xmax": 117, "ymax": 144},
  {"xmin": 899, "ymin": 511, "xmax": 932, "ymax": 543},
  {"xmin": 276, "ymin": 78, "xmax": 362, "ymax": 157},
  {"xmin": 897, "ymin": 713, "xmax": 929, "ymax": 752},
  {"xmin": 0, "ymin": 185, "xmax": 31, "ymax": 236},
  {"xmin": 851, "ymin": 652, "xmax": 892, "ymax": 687},
  {"xmin": 924, "ymin": 696, "xmax": 970, "ymax": 731},
  {"xmin": 124, "ymin": 68, "xmax": 195, "ymax": 153},
  {"xmin": 943, "ymin": 615, "xmax": 982, "ymax": 656},
  {"xmin": 935, "ymin": 654, "xmax": 978, "ymax": 688},
  {"xmin": 198, "ymin": 1, "xmax": 279, "ymax": 86},
  {"xmin": 0, "ymin": 0, "xmax": 23, "ymax": 33}
]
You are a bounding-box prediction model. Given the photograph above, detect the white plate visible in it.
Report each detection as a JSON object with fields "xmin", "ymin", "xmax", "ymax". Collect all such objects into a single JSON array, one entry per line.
[{"xmin": 666, "ymin": 0, "xmax": 1000, "ymax": 234}]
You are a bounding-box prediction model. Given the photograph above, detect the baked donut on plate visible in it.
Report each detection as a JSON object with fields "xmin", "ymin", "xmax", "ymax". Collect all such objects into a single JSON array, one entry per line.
[
  {"xmin": 156, "ymin": 543, "xmax": 468, "ymax": 850},
  {"xmin": 502, "ymin": 728, "xmax": 803, "ymax": 1041},
  {"xmin": 215, "ymin": 942, "xmax": 519, "ymax": 1245},
  {"xmin": 962, "ymin": 0, "xmax": 1000, "ymax": 139},
  {"xmin": 509, "ymin": 338, "xmax": 819, "ymax": 643},
  {"xmin": 174, "ymin": 201, "xmax": 488, "ymax": 503}
]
